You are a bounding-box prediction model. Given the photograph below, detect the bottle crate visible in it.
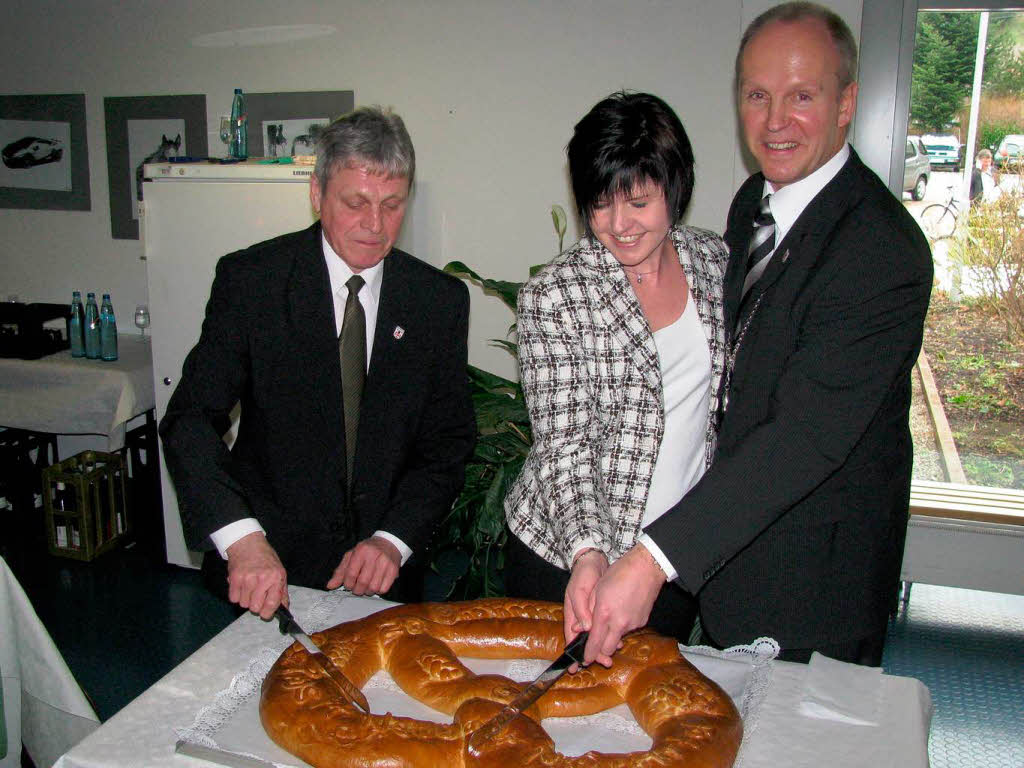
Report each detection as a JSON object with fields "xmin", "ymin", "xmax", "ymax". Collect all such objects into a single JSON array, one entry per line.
[{"xmin": 42, "ymin": 451, "xmax": 129, "ymax": 561}]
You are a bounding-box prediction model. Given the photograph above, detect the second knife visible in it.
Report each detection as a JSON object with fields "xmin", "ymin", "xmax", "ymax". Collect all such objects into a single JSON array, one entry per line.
[{"xmin": 467, "ymin": 630, "xmax": 589, "ymax": 754}]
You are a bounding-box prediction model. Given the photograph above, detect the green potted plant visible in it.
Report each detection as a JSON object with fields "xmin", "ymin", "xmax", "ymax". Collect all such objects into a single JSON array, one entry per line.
[{"xmin": 427, "ymin": 206, "xmax": 567, "ymax": 599}]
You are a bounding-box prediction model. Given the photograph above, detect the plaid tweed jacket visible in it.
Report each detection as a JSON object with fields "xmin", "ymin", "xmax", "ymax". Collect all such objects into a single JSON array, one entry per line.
[{"xmin": 505, "ymin": 225, "xmax": 728, "ymax": 569}]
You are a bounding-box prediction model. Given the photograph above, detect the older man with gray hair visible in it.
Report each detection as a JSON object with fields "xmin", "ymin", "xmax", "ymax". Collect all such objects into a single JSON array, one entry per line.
[{"xmin": 161, "ymin": 106, "xmax": 475, "ymax": 618}]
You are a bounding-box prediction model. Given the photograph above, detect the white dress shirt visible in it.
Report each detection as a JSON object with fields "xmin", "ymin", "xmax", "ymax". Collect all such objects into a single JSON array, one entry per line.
[
  {"xmin": 210, "ymin": 235, "xmax": 411, "ymax": 565},
  {"xmin": 764, "ymin": 143, "xmax": 850, "ymax": 256}
]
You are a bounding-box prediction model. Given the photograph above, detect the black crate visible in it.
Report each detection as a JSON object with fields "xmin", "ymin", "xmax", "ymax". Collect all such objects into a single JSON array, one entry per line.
[{"xmin": 0, "ymin": 302, "xmax": 71, "ymax": 359}]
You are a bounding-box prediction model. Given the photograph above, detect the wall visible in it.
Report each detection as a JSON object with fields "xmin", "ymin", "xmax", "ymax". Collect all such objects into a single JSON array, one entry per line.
[{"xmin": 1, "ymin": 0, "xmax": 861, "ymax": 379}]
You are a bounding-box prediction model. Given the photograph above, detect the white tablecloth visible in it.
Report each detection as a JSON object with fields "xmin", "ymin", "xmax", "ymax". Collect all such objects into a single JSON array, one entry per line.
[
  {"xmin": 0, "ymin": 556, "xmax": 99, "ymax": 768},
  {"xmin": 53, "ymin": 587, "xmax": 933, "ymax": 768},
  {"xmin": 0, "ymin": 335, "xmax": 154, "ymax": 450}
]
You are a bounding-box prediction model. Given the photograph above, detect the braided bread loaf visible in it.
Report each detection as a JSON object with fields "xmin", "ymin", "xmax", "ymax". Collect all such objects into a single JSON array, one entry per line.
[{"xmin": 260, "ymin": 598, "xmax": 741, "ymax": 767}]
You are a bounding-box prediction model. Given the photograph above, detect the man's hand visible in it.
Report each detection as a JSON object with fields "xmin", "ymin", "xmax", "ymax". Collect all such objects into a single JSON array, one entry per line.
[
  {"xmin": 563, "ymin": 549, "xmax": 608, "ymax": 645},
  {"xmin": 327, "ymin": 535, "xmax": 401, "ymax": 596},
  {"xmin": 225, "ymin": 531, "xmax": 288, "ymax": 620},
  {"xmin": 583, "ymin": 543, "xmax": 667, "ymax": 667}
]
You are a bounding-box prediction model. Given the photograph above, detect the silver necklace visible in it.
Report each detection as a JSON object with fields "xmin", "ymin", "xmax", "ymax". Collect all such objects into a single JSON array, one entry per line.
[{"xmin": 624, "ymin": 268, "xmax": 658, "ymax": 283}]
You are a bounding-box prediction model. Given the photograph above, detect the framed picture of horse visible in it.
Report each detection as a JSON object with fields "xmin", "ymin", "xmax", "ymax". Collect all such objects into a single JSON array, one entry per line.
[
  {"xmin": 104, "ymin": 94, "xmax": 207, "ymax": 240},
  {"xmin": 0, "ymin": 93, "xmax": 90, "ymax": 211},
  {"xmin": 244, "ymin": 90, "xmax": 354, "ymax": 158}
]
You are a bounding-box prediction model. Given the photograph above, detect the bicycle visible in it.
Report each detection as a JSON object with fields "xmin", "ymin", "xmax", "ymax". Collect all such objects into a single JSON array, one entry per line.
[{"xmin": 919, "ymin": 186, "xmax": 963, "ymax": 240}]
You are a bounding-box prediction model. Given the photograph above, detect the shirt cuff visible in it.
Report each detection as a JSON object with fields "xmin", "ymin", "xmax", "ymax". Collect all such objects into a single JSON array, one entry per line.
[
  {"xmin": 210, "ymin": 518, "xmax": 265, "ymax": 559},
  {"xmin": 637, "ymin": 534, "xmax": 678, "ymax": 581},
  {"xmin": 373, "ymin": 530, "xmax": 412, "ymax": 566}
]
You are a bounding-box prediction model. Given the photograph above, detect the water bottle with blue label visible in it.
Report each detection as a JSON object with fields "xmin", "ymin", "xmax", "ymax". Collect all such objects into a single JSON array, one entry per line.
[
  {"xmin": 84, "ymin": 292, "xmax": 100, "ymax": 359},
  {"xmin": 69, "ymin": 290, "xmax": 85, "ymax": 357},
  {"xmin": 230, "ymin": 88, "xmax": 247, "ymax": 159},
  {"xmin": 100, "ymin": 293, "xmax": 118, "ymax": 361}
]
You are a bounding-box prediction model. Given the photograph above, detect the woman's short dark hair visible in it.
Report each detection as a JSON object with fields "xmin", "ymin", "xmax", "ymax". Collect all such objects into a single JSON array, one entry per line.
[{"xmin": 567, "ymin": 91, "xmax": 695, "ymax": 236}]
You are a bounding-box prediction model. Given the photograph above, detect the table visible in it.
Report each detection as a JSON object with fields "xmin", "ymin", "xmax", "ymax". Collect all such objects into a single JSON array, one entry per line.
[
  {"xmin": 0, "ymin": 335, "xmax": 155, "ymax": 451},
  {"xmin": 53, "ymin": 588, "xmax": 933, "ymax": 768},
  {"xmin": 1, "ymin": 556, "xmax": 99, "ymax": 768}
]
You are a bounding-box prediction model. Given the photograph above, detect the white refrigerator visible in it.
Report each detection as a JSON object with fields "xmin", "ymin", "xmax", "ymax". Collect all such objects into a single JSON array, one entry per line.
[{"xmin": 142, "ymin": 161, "xmax": 317, "ymax": 567}]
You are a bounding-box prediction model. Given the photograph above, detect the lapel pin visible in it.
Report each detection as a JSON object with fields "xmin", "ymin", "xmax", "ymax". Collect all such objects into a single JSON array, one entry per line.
[
  {"xmin": 781, "ymin": 249, "xmax": 790, "ymax": 263},
  {"xmin": 393, "ymin": 325, "xmax": 405, "ymax": 340}
]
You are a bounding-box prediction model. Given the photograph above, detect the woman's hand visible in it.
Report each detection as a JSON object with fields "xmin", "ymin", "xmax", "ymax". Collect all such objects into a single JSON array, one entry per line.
[
  {"xmin": 563, "ymin": 548, "xmax": 609, "ymax": 645},
  {"xmin": 583, "ymin": 544, "xmax": 667, "ymax": 667}
]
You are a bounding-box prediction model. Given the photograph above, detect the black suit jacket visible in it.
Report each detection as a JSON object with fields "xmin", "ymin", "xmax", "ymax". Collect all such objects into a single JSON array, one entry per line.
[
  {"xmin": 646, "ymin": 150, "xmax": 933, "ymax": 650},
  {"xmin": 159, "ymin": 222, "xmax": 475, "ymax": 595}
]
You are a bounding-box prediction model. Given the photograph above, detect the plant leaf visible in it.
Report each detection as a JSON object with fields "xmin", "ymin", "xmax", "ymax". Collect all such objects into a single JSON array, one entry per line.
[
  {"xmin": 551, "ymin": 204, "xmax": 568, "ymax": 253},
  {"xmin": 490, "ymin": 339, "xmax": 518, "ymax": 357},
  {"xmin": 468, "ymin": 364, "xmax": 518, "ymax": 393},
  {"xmin": 443, "ymin": 261, "xmax": 522, "ymax": 312}
]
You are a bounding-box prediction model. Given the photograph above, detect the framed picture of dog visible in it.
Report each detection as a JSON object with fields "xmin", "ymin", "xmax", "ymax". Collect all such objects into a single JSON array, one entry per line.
[
  {"xmin": 0, "ymin": 93, "xmax": 90, "ymax": 211},
  {"xmin": 104, "ymin": 94, "xmax": 207, "ymax": 240}
]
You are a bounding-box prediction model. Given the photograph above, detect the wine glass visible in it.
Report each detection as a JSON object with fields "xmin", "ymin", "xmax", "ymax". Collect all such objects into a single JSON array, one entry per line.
[
  {"xmin": 134, "ymin": 304, "xmax": 151, "ymax": 339},
  {"xmin": 219, "ymin": 116, "xmax": 232, "ymax": 146}
]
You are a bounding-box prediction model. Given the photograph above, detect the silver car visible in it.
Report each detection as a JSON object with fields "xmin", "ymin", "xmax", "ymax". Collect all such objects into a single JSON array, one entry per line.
[{"xmin": 904, "ymin": 136, "xmax": 931, "ymax": 201}]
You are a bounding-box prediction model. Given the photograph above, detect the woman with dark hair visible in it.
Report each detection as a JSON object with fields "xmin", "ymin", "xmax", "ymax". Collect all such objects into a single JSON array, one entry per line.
[{"xmin": 505, "ymin": 91, "xmax": 727, "ymax": 645}]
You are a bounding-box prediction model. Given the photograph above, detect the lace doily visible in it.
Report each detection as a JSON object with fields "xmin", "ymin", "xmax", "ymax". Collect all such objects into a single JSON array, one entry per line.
[
  {"xmin": 686, "ymin": 637, "xmax": 779, "ymax": 768},
  {"xmin": 176, "ymin": 591, "xmax": 777, "ymax": 767},
  {"xmin": 175, "ymin": 593, "xmax": 342, "ymax": 764}
]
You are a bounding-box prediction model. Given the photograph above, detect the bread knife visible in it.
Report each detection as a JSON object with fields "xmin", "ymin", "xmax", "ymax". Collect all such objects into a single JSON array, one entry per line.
[
  {"xmin": 175, "ymin": 739, "xmax": 277, "ymax": 767},
  {"xmin": 274, "ymin": 605, "xmax": 370, "ymax": 713},
  {"xmin": 467, "ymin": 631, "xmax": 589, "ymax": 754}
]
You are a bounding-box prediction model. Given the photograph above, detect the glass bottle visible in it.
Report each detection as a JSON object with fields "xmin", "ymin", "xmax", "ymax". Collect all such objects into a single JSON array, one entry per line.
[
  {"xmin": 100, "ymin": 293, "xmax": 118, "ymax": 361},
  {"xmin": 230, "ymin": 88, "xmax": 247, "ymax": 159},
  {"xmin": 84, "ymin": 292, "xmax": 101, "ymax": 359},
  {"xmin": 69, "ymin": 290, "xmax": 85, "ymax": 357},
  {"xmin": 54, "ymin": 481, "xmax": 71, "ymax": 548}
]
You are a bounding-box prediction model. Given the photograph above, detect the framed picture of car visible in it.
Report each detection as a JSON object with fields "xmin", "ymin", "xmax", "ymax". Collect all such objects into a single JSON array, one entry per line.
[{"xmin": 0, "ymin": 93, "xmax": 90, "ymax": 211}]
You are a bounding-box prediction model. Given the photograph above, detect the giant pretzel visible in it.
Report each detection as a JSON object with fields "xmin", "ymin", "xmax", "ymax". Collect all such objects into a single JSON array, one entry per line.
[{"xmin": 260, "ymin": 598, "xmax": 742, "ymax": 767}]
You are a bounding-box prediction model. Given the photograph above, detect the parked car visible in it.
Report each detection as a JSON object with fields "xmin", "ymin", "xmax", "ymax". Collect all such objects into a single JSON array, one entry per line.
[
  {"xmin": 994, "ymin": 134, "xmax": 1024, "ymax": 172},
  {"xmin": 920, "ymin": 134, "xmax": 961, "ymax": 172},
  {"xmin": 904, "ymin": 136, "xmax": 931, "ymax": 201}
]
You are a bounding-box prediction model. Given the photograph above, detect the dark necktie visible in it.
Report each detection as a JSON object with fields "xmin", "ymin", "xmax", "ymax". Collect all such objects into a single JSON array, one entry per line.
[
  {"xmin": 741, "ymin": 195, "xmax": 775, "ymax": 297},
  {"xmin": 339, "ymin": 275, "xmax": 366, "ymax": 488}
]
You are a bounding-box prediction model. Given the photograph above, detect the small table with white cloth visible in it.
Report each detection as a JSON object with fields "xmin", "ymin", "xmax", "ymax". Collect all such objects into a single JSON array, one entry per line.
[
  {"xmin": 0, "ymin": 334, "xmax": 155, "ymax": 452},
  {"xmin": 52, "ymin": 586, "xmax": 933, "ymax": 768},
  {"xmin": 1, "ymin": 555, "xmax": 99, "ymax": 768}
]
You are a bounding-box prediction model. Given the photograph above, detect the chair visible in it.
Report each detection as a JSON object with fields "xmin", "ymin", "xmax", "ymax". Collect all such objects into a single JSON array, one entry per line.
[{"xmin": 0, "ymin": 429, "xmax": 58, "ymax": 545}]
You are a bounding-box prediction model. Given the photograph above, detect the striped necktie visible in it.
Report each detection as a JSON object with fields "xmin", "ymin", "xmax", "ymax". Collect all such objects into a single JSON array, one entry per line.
[
  {"xmin": 742, "ymin": 195, "xmax": 775, "ymax": 297},
  {"xmin": 339, "ymin": 275, "xmax": 366, "ymax": 489}
]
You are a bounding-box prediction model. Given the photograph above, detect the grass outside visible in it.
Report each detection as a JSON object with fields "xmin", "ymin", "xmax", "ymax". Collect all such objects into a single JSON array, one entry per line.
[{"xmin": 920, "ymin": 291, "xmax": 1024, "ymax": 489}]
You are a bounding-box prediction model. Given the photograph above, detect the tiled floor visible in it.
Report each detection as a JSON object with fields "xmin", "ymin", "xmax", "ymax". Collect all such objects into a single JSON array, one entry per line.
[
  {"xmin": 884, "ymin": 582, "xmax": 1024, "ymax": 768},
  {"xmin": 3, "ymin": 529, "xmax": 1021, "ymax": 767}
]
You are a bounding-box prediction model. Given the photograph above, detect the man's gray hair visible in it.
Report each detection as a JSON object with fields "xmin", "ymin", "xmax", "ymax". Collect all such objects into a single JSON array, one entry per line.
[
  {"xmin": 976, "ymin": 148, "xmax": 993, "ymax": 161},
  {"xmin": 314, "ymin": 105, "xmax": 415, "ymax": 193},
  {"xmin": 736, "ymin": 1, "xmax": 858, "ymax": 89}
]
